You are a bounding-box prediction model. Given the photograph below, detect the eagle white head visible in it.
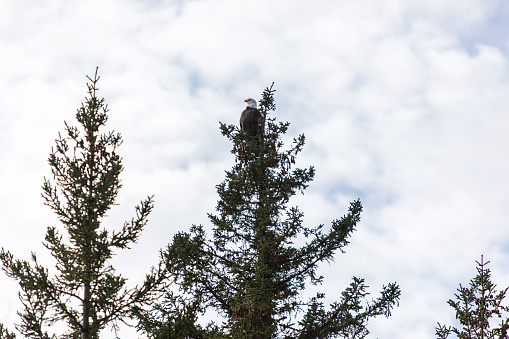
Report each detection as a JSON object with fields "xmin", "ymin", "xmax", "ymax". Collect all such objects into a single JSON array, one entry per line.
[{"xmin": 244, "ymin": 98, "xmax": 257, "ymax": 109}]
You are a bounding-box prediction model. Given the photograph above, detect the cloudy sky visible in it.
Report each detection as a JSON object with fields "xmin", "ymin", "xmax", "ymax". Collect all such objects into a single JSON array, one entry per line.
[{"xmin": 2, "ymin": 0, "xmax": 509, "ymax": 337}]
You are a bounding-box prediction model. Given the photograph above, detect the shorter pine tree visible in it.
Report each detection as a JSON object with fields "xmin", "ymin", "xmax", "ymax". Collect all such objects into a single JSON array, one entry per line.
[
  {"xmin": 436, "ymin": 256, "xmax": 509, "ymax": 339},
  {"xmin": 0, "ymin": 68, "xmax": 169, "ymax": 339}
]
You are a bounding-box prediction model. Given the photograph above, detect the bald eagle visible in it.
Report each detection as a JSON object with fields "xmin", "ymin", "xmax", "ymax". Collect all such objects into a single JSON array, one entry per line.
[{"xmin": 240, "ymin": 98, "xmax": 262, "ymax": 137}]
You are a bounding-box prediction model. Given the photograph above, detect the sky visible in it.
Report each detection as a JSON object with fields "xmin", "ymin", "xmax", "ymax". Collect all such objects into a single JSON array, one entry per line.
[{"xmin": 1, "ymin": 0, "xmax": 509, "ymax": 337}]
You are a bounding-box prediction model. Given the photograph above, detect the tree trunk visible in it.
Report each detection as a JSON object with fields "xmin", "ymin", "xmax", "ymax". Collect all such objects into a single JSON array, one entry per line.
[
  {"xmin": 83, "ymin": 129, "xmax": 96, "ymax": 339},
  {"xmin": 83, "ymin": 282, "xmax": 90, "ymax": 339}
]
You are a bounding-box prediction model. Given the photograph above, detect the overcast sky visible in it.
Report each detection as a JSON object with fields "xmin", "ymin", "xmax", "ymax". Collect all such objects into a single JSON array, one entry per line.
[{"xmin": 1, "ymin": 0, "xmax": 509, "ymax": 338}]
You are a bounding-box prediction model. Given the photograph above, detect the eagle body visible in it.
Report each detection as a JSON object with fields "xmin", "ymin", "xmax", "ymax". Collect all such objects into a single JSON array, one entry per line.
[{"xmin": 240, "ymin": 98, "xmax": 262, "ymax": 137}]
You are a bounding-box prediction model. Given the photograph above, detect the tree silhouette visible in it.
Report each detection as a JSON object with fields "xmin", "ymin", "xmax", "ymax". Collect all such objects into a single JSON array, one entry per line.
[
  {"xmin": 0, "ymin": 69, "xmax": 169, "ymax": 339},
  {"xmin": 436, "ymin": 256, "xmax": 509, "ymax": 339},
  {"xmin": 139, "ymin": 84, "xmax": 400, "ymax": 338}
]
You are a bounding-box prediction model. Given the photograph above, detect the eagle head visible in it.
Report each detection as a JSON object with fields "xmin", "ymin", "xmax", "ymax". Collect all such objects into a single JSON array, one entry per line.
[{"xmin": 244, "ymin": 98, "xmax": 257, "ymax": 109}]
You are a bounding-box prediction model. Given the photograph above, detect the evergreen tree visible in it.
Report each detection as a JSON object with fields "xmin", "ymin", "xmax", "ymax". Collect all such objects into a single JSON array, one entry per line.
[
  {"xmin": 436, "ymin": 256, "xmax": 509, "ymax": 339},
  {"xmin": 0, "ymin": 69, "xmax": 168, "ymax": 339},
  {"xmin": 140, "ymin": 85, "xmax": 400, "ymax": 338}
]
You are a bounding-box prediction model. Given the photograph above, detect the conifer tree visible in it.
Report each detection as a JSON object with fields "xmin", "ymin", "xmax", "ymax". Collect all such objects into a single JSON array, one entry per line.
[
  {"xmin": 140, "ymin": 85, "xmax": 400, "ymax": 338},
  {"xmin": 436, "ymin": 256, "xmax": 509, "ymax": 339},
  {"xmin": 0, "ymin": 69, "xmax": 168, "ymax": 339}
]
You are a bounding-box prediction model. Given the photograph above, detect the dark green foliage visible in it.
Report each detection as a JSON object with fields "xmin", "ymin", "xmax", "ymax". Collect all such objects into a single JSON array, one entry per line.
[
  {"xmin": 148, "ymin": 84, "xmax": 400, "ymax": 338},
  {"xmin": 0, "ymin": 69, "xmax": 168, "ymax": 339},
  {"xmin": 436, "ymin": 256, "xmax": 509, "ymax": 339},
  {"xmin": 298, "ymin": 278, "xmax": 400, "ymax": 339},
  {"xmin": 0, "ymin": 324, "xmax": 16, "ymax": 339},
  {"xmin": 134, "ymin": 291, "xmax": 231, "ymax": 339},
  {"xmin": 134, "ymin": 291, "xmax": 206, "ymax": 338}
]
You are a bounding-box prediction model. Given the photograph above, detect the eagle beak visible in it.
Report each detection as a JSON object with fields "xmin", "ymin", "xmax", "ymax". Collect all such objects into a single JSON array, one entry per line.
[{"xmin": 244, "ymin": 99, "xmax": 249, "ymax": 102}]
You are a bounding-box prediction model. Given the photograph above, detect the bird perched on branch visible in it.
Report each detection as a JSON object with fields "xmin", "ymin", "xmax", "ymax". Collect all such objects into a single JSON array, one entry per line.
[{"xmin": 240, "ymin": 98, "xmax": 262, "ymax": 137}]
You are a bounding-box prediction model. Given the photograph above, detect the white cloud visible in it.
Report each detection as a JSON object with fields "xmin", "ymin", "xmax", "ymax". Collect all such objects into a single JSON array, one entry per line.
[{"xmin": 1, "ymin": 0, "xmax": 509, "ymax": 337}]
